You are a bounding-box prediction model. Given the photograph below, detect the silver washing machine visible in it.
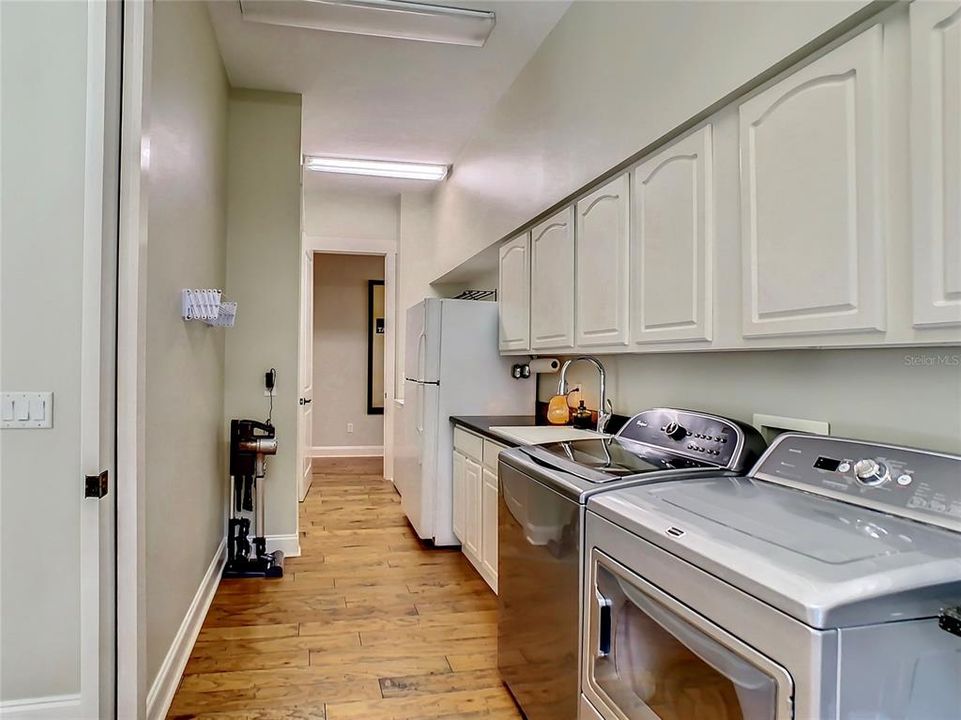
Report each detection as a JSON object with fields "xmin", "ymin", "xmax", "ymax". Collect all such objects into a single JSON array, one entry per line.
[
  {"xmin": 497, "ymin": 408, "xmax": 767, "ymax": 720},
  {"xmin": 581, "ymin": 432, "xmax": 961, "ymax": 720}
]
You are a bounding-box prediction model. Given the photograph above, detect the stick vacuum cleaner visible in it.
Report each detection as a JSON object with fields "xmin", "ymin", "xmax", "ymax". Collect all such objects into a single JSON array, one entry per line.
[{"xmin": 224, "ymin": 418, "xmax": 283, "ymax": 578}]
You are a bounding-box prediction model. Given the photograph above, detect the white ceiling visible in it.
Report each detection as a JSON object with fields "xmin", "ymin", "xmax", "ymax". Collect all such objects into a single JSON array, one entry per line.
[{"xmin": 208, "ymin": 0, "xmax": 570, "ymax": 191}]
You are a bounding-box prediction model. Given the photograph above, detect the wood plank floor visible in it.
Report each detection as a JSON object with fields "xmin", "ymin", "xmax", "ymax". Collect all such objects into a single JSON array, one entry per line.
[{"xmin": 168, "ymin": 460, "xmax": 522, "ymax": 720}]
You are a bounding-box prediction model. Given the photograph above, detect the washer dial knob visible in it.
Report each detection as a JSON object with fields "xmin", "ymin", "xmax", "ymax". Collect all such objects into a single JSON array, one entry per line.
[
  {"xmin": 664, "ymin": 422, "xmax": 688, "ymax": 441},
  {"xmin": 854, "ymin": 458, "xmax": 889, "ymax": 486}
]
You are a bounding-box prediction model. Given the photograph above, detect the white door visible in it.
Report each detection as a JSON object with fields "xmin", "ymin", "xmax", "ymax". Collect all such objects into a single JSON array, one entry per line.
[
  {"xmin": 298, "ymin": 250, "xmax": 314, "ymax": 501},
  {"xmin": 531, "ymin": 207, "xmax": 576, "ymax": 350},
  {"xmin": 576, "ymin": 175, "xmax": 630, "ymax": 348},
  {"xmin": 631, "ymin": 125, "xmax": 714, "ymax": 345},
  {"xmin": 1, "ymin": 1, "xmax": 119, "ymax": 715},
  {"xmin": 452, "ymin": 450, "xmax": 467, "ymax": 543},
  {"xmin": 738, "ymin": 25, "xmax": 885, "ymax": 339},
  {"xmin": 911, "ymin": 1, "xmax": 961, "ymax": 328},
  {"xmin": 463, "ymin": 457, "xmax": 482, "ymax": 561},
  {"xmin": 481, "ymin": 467, "xmax": 498, "ymax": 587},
  {"xmin": 498, "ymin": 232, "xmax": 531, "ymax": 352}
]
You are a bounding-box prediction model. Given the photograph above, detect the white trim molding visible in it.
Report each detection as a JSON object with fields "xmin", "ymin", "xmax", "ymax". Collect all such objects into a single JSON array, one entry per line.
[
  {"xmin": 303, "ymin": 234, "xmax": 397, "ymax": 255},
  {"xmin": 265, "ymin": 533, "xmax": 302, "ymax": 558},
  {"xmin": 145, "ymin": 538, "xmax": 226, "ymax": 720},
  {"xmin": 312, "ymin": 445, "xmax": 384, "ymax": 457},
  {"xmin": 0, "ymin": 694, "xmax": 83, "ymax": 719}
]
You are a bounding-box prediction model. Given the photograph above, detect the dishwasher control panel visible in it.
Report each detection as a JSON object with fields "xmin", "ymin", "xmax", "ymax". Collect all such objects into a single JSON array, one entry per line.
[{"xmin": 755, "ymin": 433, "xmax": 961, "ymax": 531}]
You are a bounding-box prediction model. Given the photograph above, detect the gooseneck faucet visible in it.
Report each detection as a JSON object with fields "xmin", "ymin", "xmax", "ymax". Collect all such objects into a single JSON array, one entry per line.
[{"xmin": 557, "ymin": 356, "xmax": 613, "ymax": 434}]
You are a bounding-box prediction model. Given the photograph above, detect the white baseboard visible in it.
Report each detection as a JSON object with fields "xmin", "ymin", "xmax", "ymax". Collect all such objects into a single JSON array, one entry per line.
[
  {"xmin": 145, "ymin": 537, "xmax": 226, "ymax": 720},
  {"xmin": 0, "ymin": 694, "xmax": 83, "ymax": 719},
  {"xmin": 265, "ymin": 533, "xmax": 301, "ymax": 558},
  {"xmin": 312, "ymin": 445, "xmax": 383, "ymax": 457}
]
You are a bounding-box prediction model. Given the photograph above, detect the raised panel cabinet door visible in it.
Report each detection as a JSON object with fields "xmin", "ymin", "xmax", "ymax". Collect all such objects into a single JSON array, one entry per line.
[
  {"xmin": 452, "ymin": 450, "xmax": 466, "ymax": 544},
  {"xmin": 739, "ymin": 25, "xmax": 885, "ymax": 338},
  {"xmin": 912, "ymin": 2, "xmax": 961, "ymax": 328},
  {"xmin": 498, "ymin": 233, "xmax": 532, "ymax": 351},
  {"xmin": 481, "ymin": 468, "xmax": 498, "ymax": 586},
  {"xmin": 576, "ymin": 175, "xmax": 630, "ymax": 347},
  {"xmin": 631, "ymin": 125, "xmax": 714, "ymax": 344},
  {"xmin": 464, "ymin": 457, "xmax": 482, "ymax": 560},
  {"xmin": 530, "ymin": 206, "xmax": 576, "ymax": 350}
]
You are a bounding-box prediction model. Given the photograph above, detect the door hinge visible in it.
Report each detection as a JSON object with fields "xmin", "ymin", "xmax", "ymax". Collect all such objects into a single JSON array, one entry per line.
[{"xmin": 85, "ymin": 470, "xmax": 108, "ymax": 499}]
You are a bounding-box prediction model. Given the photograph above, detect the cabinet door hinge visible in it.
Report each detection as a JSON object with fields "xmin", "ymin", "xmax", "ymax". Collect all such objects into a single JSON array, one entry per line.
[{"xmin": 85, "ymin": 470, "xmax": 108, "ymax": 499}]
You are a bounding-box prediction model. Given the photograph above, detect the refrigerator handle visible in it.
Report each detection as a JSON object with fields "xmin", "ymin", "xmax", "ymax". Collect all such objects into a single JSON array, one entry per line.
[
  {"xmin": 417, "ymin": 332, "xmax": 427, "ymax": 381},
  {"xmin": 416, "ymin": 383, "xmax": 425, "ymax": 435}
]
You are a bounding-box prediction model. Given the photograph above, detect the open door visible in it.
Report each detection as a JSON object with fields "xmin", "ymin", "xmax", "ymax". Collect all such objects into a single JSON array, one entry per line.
[
  {"xmin": 298, "ymin": 250, "xmax": 314, "ymax": 501},
  {"xmin": 0, "ymin": 2, "xmax": 119, "ymax": 716}
]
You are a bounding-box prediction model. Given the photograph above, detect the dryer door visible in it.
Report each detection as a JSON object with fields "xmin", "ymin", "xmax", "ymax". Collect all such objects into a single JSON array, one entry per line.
[{"xmin": 585, "ymin": 550, "xmax": 794, "ymax": 720}]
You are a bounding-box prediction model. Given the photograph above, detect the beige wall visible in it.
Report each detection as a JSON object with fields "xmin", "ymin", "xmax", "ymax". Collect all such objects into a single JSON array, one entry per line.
[
  {"xmin": 144, "ymin": 0, "xmax": 229, "ymax": 687},
  {"xmin": 430, "ymin": 0, "xmax": 870, "ymax": 277},
  {"xmin": 394, "ymin": 191, "xmax": 439, "ymax": 397},
  {"xmin": 312, "ymin": 254, "xmax": 385, "ymax": 448},
  {"xmin": 0, "ymin": 0, "xmax": 89, "ymax": 700},
  {"xmin": 541, "ymin": 349, "xmax": 961, "ymax": 455},
  {"xmin": 224, "ymin": 90, "xmax": 303, "ymax": 543},
  {"xmin": 304, "ymin": 188, "xmax": 399, "ymax": 242}
]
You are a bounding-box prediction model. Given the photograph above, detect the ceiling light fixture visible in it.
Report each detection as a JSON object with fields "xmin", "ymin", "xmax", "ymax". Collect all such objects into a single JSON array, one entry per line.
[
  {"xmin": 304, "ymin": 155, "xmax": 450, "ymax": 181},
  {"xmin": 239, "ymin": 0, "xmax": 496, "ymax": 47}
]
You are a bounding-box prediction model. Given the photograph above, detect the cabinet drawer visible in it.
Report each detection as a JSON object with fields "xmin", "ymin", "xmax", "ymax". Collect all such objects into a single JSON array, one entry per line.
[
  {"xmin": 483, "ymin": 439, "xmax": 508, "ymax": 472},
  {"xmin": 454, "ymin": 426, "xmax": 483, "ymax": 460}
]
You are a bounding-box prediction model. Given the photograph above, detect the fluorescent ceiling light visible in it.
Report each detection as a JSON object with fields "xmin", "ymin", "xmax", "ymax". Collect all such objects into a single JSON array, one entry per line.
[
  {"xmin": 240, "ymin": 0, "xmax": 496, "ymax": 47},
  {"xmin": 304, "ymin": 156, "xmax": 450, "ymax": 181}
]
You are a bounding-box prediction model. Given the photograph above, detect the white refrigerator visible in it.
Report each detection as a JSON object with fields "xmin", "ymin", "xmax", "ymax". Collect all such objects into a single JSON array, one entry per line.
[{"xmin": 395, "ymin": 298, "xmax": 534, "ymax": 546}]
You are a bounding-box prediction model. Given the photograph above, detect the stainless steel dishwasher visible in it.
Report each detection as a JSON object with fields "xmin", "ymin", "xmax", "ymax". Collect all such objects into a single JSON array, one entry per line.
[{"xmin": 497, "ymin": 408, "xmax": 767, "ymax": 720}]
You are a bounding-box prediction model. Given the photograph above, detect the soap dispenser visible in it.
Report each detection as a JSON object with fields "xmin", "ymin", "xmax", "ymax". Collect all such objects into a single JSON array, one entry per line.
[{"xmin": 571, "ymin": 400, "xmax": 593, "ymax": 430}]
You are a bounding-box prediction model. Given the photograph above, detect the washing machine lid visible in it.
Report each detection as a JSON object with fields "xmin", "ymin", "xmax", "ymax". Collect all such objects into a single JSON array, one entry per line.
[{"xmin": 588, "ymin": 476, "xmax": 961, "ymax": 628}]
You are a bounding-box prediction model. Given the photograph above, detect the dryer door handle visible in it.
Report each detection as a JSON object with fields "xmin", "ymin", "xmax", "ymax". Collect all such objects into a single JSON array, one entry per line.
[{"xmin": 596, "ymin": 593, "xmax": 612, "ymax": 657}]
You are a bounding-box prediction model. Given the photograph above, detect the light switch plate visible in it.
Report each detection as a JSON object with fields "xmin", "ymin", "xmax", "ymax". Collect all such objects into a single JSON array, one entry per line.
[{"xmin": 1, "ymin": 392, "xmax": 53, "ymax": 429}]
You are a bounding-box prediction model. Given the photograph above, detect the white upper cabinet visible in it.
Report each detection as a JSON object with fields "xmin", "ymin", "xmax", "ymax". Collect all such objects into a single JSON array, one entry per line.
[
  {"xmin": 911, "ymin": 2, "xmax": 961, "ymax": 329},
  {"xmin": 498, "ymin": 232, "xmax": 531, "ymax": 351},
  {"xmin": 630, "ymin": 125, "xmax": 714, "ymax": 344},
  {"xmin": 575, "ymin": 175, "xmax": 630, "ymax": 347},
  {"xmin": 530, "ymin": 206, "xmax": 576, "ymax": 350},
  {"xmin": 738, "ymin": 26, "xmax": 885, "ymax": 339}
]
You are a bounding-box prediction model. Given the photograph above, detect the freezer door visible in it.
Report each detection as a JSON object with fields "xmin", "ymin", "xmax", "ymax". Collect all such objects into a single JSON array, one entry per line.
[
  {"xmin": 404, "ymin": 299, "xmax": 442, "ymax": 383},
  {"xmin": 398, "ymin": 380, "xmax": 439, "ymax": 540},
  {"xmin": 405, "ymin": 301, "xmax": 426, "ymax": 382}
]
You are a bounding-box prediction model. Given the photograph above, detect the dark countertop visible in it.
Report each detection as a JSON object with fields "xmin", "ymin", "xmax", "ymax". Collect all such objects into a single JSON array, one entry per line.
[{"xmin": 450, "ymin": 415, "xmax": 544, "ymax": 445}]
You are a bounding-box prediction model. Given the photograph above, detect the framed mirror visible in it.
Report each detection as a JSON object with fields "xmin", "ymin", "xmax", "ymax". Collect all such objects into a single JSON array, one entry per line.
[{"xmin": 367, "ymin": 280, "xmax": 385, "ymax": 415}]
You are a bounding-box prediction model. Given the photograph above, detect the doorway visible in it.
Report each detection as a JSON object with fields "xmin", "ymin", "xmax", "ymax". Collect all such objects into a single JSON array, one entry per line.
[{"xmin": 298, "ymin": 250, "xmax": 394, "ymax": 499}]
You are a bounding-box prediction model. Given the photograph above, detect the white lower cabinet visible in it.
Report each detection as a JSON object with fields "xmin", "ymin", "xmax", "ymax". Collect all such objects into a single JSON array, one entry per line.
[
  {"xmin": 451, "ymin": 428, "xmax": 504, "ymax": 592},
  {"xmin": 481, "ymin": 468, "xmax": 499, "ymax": 591},
  {"xmin": 451, "ymin": 450, "xmax": 466, "ymax": 544},
  {"xmin": 463, "ymin": 457, "xmax": 482, "ymax": 561}
]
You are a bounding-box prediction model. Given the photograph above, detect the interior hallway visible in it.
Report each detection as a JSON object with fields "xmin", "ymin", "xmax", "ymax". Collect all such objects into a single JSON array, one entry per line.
[{"xmin": 167, "ymin": 459, "xmax": 522, "ymax": 719}]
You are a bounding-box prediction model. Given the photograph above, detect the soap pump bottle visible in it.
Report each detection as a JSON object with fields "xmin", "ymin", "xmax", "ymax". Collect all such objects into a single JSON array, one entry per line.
[{"xmin": 571, "ymin": 400, "xmax": 593, "ymax": 430}]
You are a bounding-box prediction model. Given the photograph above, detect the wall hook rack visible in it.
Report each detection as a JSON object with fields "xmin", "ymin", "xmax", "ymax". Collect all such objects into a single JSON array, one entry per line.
[{"xmin": 181, "ymin": 289, "xmax": 237, "ymax": 327}]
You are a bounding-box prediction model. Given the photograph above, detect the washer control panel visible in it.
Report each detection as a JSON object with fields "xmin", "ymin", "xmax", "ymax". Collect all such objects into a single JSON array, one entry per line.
[
  {"xmin": 617, "ymin": 408, "xmax": 765, "ymax": 472},
  {"xmin": 755, "ymin": 434, "xmax": 961, "ymax": 531}
]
